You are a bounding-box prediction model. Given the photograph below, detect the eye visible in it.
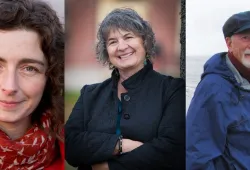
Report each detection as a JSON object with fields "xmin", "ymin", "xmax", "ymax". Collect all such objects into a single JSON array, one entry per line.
[
  {"xmin": 108, "ymin": 40, "xmax": 117, "ymax": 46},
  {"xmin": 242, "ymin": 36, "xmax": 248, "ymax": 39},
  {"xmin": 125, "ymin": 36, "xmax": 133, "ymax": 40},
  {"xmin": 241, "ymin": 35, "xmax": 250, "ymax": 41},
  {"xmin": 24, "ymin": 66, "xmax": 38, "ymax": 72},
  {"xmin": 20, "ymin": 66, "xmax": 40, "ymax": 76}
]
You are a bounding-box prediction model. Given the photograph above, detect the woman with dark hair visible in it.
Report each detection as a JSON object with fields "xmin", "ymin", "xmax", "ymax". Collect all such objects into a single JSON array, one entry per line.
[
  {"xmin": 65, "ymin": 8, "xmax": 185, "ymax": 170},
  {"xmin": 0, "ymin": 0, "xmax": 64, "ymax": 169}
]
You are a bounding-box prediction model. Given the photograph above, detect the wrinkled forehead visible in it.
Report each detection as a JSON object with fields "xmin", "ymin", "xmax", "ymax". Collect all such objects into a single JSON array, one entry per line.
[
  {"xmin": 102, "ymin": 25, "xmax": 141, "ymax": 41},
  {"xmin": 107, "ymin": 28, "xmax": 136, "ymax": 38}
]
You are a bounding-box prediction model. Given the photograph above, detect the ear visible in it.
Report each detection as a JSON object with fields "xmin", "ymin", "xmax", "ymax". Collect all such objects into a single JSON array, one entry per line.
[{"xmin": 225, "ymin": 37, "xmax": 233, "ymax": 52}]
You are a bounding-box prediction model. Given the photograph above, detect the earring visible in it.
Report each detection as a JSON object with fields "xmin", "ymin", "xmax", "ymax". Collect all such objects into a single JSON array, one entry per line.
[{"xmin": 144, "ymin": 55, "xmax": 150, "ymax": 65}]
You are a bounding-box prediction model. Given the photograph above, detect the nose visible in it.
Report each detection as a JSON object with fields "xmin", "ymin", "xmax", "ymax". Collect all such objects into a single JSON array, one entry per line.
[
  {"xmin": 117, "ymin": 39, "xmax": 128, "ymax": 51},
  {"xmin": 1, "ymin": 70, "xmax": 18, "ymax": 96}
]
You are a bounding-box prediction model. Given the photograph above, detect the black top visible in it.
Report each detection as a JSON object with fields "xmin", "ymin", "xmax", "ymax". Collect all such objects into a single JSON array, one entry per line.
[
  {"xmin": 116, "ymin": 100, "xmax": 122, "ymax": 135},
  {"xmin": 65, "ymin": 62, "xmax": 185, "ymax": 170}
]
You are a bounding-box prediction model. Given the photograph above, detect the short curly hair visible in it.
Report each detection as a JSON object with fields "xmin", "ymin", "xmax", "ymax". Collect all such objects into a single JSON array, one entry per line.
[
  {"xmin": 96, "ymin": 8, "xmax": 156, "ymax": 69},
  {"xmin": 0, "ymin": 0, "xmax": 64, "ymax": 139}
]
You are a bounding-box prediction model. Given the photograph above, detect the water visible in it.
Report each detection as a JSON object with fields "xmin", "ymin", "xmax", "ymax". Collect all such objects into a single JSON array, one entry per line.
[{"xmin": 186, "ymin": 55, "xmax": 210, "ymax": 112}]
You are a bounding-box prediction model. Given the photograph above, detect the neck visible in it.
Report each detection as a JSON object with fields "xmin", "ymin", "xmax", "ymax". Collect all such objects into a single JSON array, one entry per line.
[
  {"xmin": 118, "ymin": 64, "xmax": 144, "ymax": 82},
  {"xmin": 0, "ymin": 116, "xmax": 31, "ymax": 140},
  {"xmin": 228, "ymin": 52, "xmax": 250, "ymax": 82}
]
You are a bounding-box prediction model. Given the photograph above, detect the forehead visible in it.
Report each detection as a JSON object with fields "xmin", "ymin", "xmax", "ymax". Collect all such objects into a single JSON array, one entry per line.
[
  {"xmin": 107, "ymin": 28, "xmax": 138, "ymax": 39},
  {"xmin": 0, "ymin": 29, "xmax": 45, "ymax": 63}
]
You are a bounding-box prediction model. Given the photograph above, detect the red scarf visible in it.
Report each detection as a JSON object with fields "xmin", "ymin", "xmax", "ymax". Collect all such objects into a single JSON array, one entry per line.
[
  {"xmin": 0, "ymin": 112, "xmax": 57, "ymax": 170},
  {"xmin": 228, "ymin": 52, "xmax": 250, "ymax": 82}
]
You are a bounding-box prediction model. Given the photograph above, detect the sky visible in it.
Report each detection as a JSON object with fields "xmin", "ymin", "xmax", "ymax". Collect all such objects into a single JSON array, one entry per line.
[{"xmin": 186, "ymin": 0, "xmax": 250, "ymax": 57}]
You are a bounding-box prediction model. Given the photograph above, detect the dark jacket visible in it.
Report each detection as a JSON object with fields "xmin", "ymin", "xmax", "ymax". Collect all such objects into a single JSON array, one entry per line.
[
  {"xmin": 65, "ymin": 62, "xmax": 185, "ymax": 170},
  {"xmin": 186, "ymin": 53, "xmax": 250, "ymax": 170}
]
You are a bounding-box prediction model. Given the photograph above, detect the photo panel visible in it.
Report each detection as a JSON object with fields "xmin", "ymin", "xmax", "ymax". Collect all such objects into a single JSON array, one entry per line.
[
  {"xmin": 65, "ymin": 0, "xmax": 186, "ymax": 170},
  {"xmin": 186, "ymin": 0, "xmax": 250, "ymax": 169}
]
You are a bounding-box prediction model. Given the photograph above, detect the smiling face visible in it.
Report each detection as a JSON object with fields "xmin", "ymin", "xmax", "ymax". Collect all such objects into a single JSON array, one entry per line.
[
  {"xmin": 226, "ymin": 30, "xmax": 250, "ymax": 68},
  {"xmin": 0, "ymin": 29, "xmax": 47, "ymax": 124},
  {"xmin": 106, "ymin": 29, "xmax": 146, "ymax": 73}
]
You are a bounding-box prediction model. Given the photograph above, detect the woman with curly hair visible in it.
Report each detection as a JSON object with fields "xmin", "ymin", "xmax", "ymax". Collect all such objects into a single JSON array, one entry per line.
[
  {"xmin": 0, "ymin": 0, "xmax": 64, "ymax": 169},
  {"xmin": 65, "ymin": 8, "xmax": 185, "ymax": 170}
]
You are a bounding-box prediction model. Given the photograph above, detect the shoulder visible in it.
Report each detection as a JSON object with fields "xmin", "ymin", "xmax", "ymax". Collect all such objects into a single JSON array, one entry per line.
[
  {"xmin": 77, "ymin": 78, "xmax": 113, "ymax": 105},
  {"xmin": 195, "ymin": 74, "xmax": 232, "ymax": 100},
  {"xmin": 190, "ymin": 74, "xmax": 235, "ymax": 112},
  {"xmin": 80, "ymin": 77, "xmax": 112, "ymax": 94},
  {"xmin": 155, "ymin": 71, "xmax": 185, "ymax": 95},
  {"xmin": 150, "ymin": 70, "xmax": 185, "ymax": 89},
  {"xmin": 187, "ymin": 75, "xmax": 236, "ymax": 131},
  {"xmin": 149, "ymin": 71, "xmax": 185, "ymax": 102}
]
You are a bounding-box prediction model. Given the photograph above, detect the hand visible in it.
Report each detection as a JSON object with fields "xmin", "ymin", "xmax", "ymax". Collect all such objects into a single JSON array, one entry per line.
[
  {"xmin": 92, "ymin": 162, "xmax": 109, "ymax": 170},
  {"xmin": 122, "ymin": 139, "xmax": 143, "ymax": 153}
]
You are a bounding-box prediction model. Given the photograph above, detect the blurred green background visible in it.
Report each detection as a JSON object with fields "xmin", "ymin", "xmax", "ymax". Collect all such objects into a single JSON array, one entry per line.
[{"xmin": 65, "ymin": 91, "xmax": 79, "ymax": 170}]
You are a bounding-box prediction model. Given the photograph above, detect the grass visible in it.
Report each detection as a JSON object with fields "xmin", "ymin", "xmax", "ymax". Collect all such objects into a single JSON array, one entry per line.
[
  {"xmin": 65, "ymin": 91, "xmax": 80, "ymax": 120},
  {"xmin": 65, "ymin": 91, "xmax": 80, "ymax": 104}
]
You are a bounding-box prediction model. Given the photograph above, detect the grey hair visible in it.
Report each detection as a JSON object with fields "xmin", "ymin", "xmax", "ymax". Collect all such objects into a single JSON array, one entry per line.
[{"xmin": 96, "ymin": 8, "xmax": 156, "ymax": 69}]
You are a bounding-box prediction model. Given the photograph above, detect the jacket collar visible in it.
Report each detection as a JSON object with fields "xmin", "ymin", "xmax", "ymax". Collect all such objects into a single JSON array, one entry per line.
[
  {"xmin": 228, "ymin": 51, "xmax": 250, "ymax": 82},
  {"xmin": 226, "ymin": 54, "xmax": 250, "ymax": 90},
  {"xmin": 202, "ymin": 52, "xmax": 250, "ymax": 90},
  {"xmin": 111, "ymin": 59, "xmax": 153, "ymax": 90}
]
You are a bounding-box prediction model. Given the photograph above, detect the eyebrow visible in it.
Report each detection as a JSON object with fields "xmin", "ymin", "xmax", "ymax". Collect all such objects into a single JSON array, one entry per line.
[
  {"xmin": 123, "ymin": 33, "xmax": 133, "ymax": 37},
  {"xmin": 0, "ymin": 57, "xmax": 45, "ymax": 66}
]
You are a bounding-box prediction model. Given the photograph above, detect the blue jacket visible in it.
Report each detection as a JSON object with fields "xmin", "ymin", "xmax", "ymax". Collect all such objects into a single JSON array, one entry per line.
[{"xmin": 186, "ymin": 52, "xmax": 250, "ymax": 170}]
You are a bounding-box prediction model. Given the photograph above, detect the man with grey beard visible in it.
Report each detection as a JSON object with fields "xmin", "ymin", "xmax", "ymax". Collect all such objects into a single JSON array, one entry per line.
[{"xmin": 186, "ymin": 11, "xmax": 250, "ymax": 170}]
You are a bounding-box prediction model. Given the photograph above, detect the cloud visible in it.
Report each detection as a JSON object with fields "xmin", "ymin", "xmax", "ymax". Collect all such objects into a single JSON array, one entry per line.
[{"xmin": 187, "ymin": 0, "xmax": 250, "ymax": 56}]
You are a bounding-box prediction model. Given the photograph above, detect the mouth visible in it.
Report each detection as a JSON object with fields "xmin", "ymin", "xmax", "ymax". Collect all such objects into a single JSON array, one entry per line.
[
  {"xmin": 244, "ymin": 49, "xmax": 250, "ymax": 58},
  {"xmin": 0, "ymin": 100, "xmax": 24, "ymax": 109},
  {"xmin": 244, "ymin": 54, "xmax": 250, "ymax": 60},
  {"xmin": 118, "ymin": 52, "xmax": 134, "ymax": 59}
]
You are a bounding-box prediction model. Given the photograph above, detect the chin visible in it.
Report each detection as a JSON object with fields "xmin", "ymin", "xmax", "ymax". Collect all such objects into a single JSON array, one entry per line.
[
  {"xmin": 0, "ymin": 109, "xmax": 31, "ymax": 123},
  {"xmin": 117, "ymin": 64, "xmax": 134, "ymax": 70},
  {"xmin": 0, "ymin": 115, "xmax": 19, "ymax": 123},
  {"xmin": 116, "ymin": 61, "xmax": 134, "ymax": 68},
  {"xmin": 242, "ymin": 57, "xmax": 250, "ymax": 68}
]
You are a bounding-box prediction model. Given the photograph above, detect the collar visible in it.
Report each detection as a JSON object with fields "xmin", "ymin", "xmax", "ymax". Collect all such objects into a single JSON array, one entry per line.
[
  {"xmin": 228, "ymin": 52, "xmax": 250, "ymax": 82},
  {"xmin": 226, "ymin": 54, "xmax": 250, "ymax": 90},
  {"xmin": 111, "ymin": 59, "xmax": 153, "ymax": 90}
]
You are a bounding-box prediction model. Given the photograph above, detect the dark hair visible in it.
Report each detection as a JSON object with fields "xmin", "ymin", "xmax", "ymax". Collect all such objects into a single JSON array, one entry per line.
[
  {"xmin": 96, "ymin": 8, "xmax": 156, "ymax": 69},
  {"xmin": 0, "ymin": 0, "xmax": 64, "ymax": 139}
]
